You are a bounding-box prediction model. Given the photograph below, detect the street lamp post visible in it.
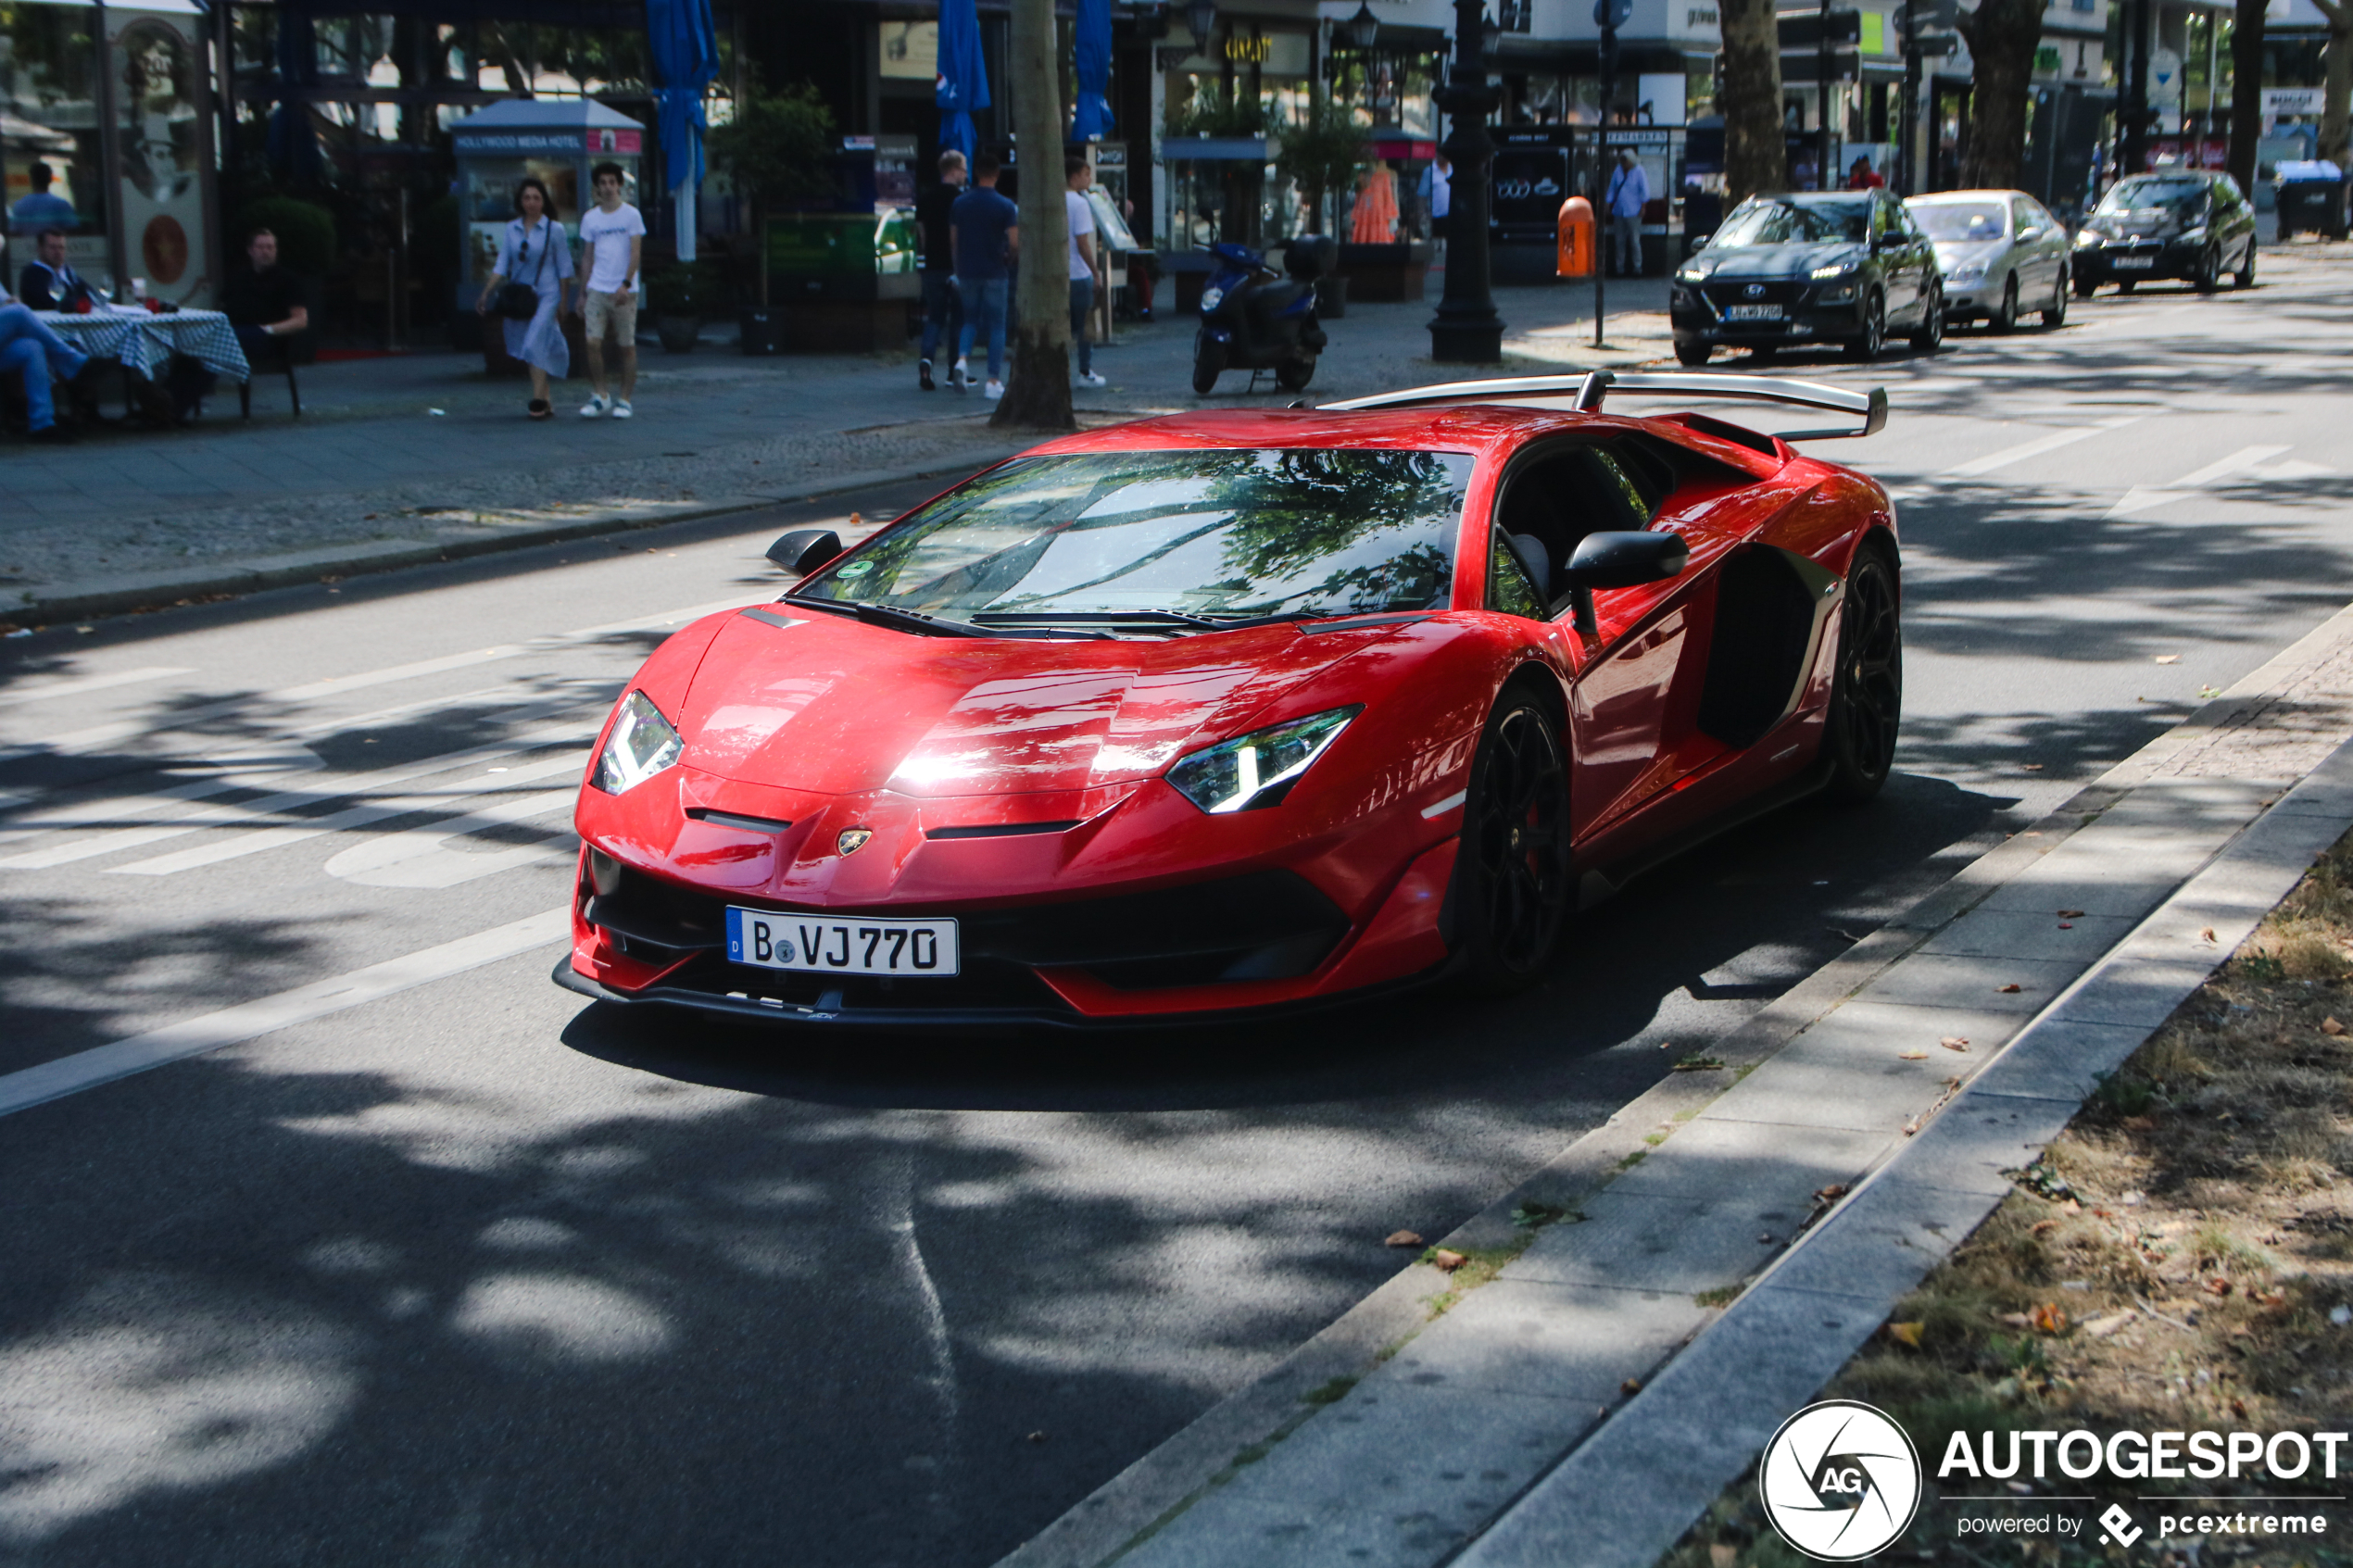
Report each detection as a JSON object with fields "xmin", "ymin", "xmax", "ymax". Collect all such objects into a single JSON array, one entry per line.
[{"xmin": 1428, "ymin": 0, "xmax": 1504, "ymax": 361}]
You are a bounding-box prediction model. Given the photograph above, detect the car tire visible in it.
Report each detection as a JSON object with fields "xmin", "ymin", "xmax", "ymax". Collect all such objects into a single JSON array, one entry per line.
[
  {"xmin": 1451, "ymin": 687, "xmax": 1572, "ymax": 995},
  {"xmin": 1747, "ymin": 344, "xmax": 1779, "ymax": 361},
  {"xmin": 2073, "ymin": 274, "xmax": 2097, "ymax": 298},
  {"xmin": 2117, "ymin": 278, "xmax": 2137, "ymax": 294},
  {"xmin": 1675, "ymin": 341, "xmax": 1713, "ymax": 367},
  {"xmin": 2042, "ymin": 271, "xmax": 2069, "ymax": 328},
  {"xmin": 1843, "ymin": 291, "xmax": 1885, "ymax": 362},
  {"xmin": 1989, "ymin": 275, "xmax": 2019, "ymax": 333},
  {"xmin": 1909, "ymin": 283, "xmax": 1944, "ymax": 353},
  {"xmin": 1191, "ymin": 333, "xmax": 1225, "ymax": 395},
  {"xmin": 1822, "ymin": 541, "xmax": 1903, "ymax": 806},
  {"xmin": 2194, "ymin": 245, "xmax": 2221, "ymax": 293},
  {"xmin": 2235, "ymin": 243, "xmax": 2257, "ymax": 289}
]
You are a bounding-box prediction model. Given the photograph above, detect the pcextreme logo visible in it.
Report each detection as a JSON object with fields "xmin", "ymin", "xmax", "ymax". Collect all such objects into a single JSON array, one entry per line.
[{"xmin": 1760, "ymin": 1400, "xmax": 1925, "ymax": 1562}]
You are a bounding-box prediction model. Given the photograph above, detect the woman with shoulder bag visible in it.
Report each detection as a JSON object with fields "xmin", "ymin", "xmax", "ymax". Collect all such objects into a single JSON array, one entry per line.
[{"xmin": 475, "ymin": 177, "xmax": 574, "ymax": 419}]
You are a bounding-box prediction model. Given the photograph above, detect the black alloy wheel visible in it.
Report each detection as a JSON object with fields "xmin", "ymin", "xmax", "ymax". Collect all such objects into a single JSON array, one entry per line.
[
  {"xmin": 2194, "ymin": 245, "xmax": 2222, "ymax": 294},
  {"xmin": 1191, "ymin": 332, "xmax": 1225, "ymax": 395},
  {"xmin": 1989, "ymin": 274, "xmax": 2019, "ymax": 332},
  {"xmin": 1823, "ymin": 543, "xmax": 1903, "ymax": 804},
  {"xmin": 2043, "ymin": 270, "xmax": 2070, "ymax": 328},
  {"xmin": 2235, "ymin": 243, "xmax": 2257, "ymax": 289},
  {"xmin": 1675, "ymin": 341, "xmax": 1714, "ymax": 366},
  {"xmin": 1453, "ymin": 690, "xmax": 1572, "ymax": 994},
  {"xmin": 1909, "ymin": 284, "xmax": 1944, "ymax": 352},
  {"xmin": 1844, "ymin": 291, "xmax": 1885, "ymax": 362}
]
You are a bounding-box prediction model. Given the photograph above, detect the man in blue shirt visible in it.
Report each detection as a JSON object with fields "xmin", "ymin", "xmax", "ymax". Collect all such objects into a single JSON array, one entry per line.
[
  {"xmin": 948, "ymin": 152, "xmax": 1019, "ymax": 400},
  {"xmin": 1604, "ymin": 148, "xmax": 1649, "ymax": 277},
  {"xmin": 8, "ymin": 162, "xmax": 78, "ymax": 234}
]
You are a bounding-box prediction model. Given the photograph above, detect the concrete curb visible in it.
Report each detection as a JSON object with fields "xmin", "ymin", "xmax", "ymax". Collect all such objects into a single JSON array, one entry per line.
[
  {"xmin": 4, "ymin": 455, "xmax": 1011, "ymax": 629},
  {"xmin": 994, "ymin": 597, "xmax": 2353, "ymax": 1568}
]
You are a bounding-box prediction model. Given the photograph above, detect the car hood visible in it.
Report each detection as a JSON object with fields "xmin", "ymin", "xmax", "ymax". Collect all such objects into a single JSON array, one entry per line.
[
  {"xmin": 1681, "ymin": 241, "xmax": 1866, "ymax": 281},
  {"xmin": 2084, "ymin": 207, "xmax": 2200, "ymax": 240},
  {"xmin": 1932, "ymin": 238, "xmax": 2007, "ymax": 269},
  {"xmin": 675, "ymin": 608, "xmax": 1395, "ymax": 797}
]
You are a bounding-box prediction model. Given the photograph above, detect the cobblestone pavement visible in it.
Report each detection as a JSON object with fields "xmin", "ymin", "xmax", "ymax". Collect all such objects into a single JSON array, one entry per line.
[{"xmin": 0, "ymin": 280, "xmax": 1673, "ymax": 612}]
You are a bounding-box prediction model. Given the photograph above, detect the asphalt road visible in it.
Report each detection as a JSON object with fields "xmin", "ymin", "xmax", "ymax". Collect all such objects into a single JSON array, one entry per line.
[{"xmin": 1, "ymin": 250, "xmax": 2347, "ymax": 1568}]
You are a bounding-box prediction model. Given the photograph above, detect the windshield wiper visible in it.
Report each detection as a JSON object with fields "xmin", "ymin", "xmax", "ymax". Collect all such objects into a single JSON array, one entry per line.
[
  {"xmin": 786, "ymin": 596, "xmax": 1108, "ymax": 639},
  {"xmin": 971, "ymin": 609, "xmax": 1225, "ymax": 629}
]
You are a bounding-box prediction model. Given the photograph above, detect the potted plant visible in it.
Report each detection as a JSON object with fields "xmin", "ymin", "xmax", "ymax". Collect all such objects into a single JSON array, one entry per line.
[
  {"xmin": 1275, "ymin": 93, "xmax": 1367, "ymax": 317},
  {"xmin": 706, "ymin": 76, "xmax": 839, "ymax": 331},
  {"xmin": 643, "ymin": 258, "xmax": 723, "ymax": 352}
]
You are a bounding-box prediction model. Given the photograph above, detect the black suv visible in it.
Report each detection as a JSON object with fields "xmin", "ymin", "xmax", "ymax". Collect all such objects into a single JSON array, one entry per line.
[
  {"xmin": 1670, "ymin": 189, "xmax": 1944, "ymax": 364},
  {"xmin": 2070, "ymin": 170, "xmax": 2258, "ymax": 295}
]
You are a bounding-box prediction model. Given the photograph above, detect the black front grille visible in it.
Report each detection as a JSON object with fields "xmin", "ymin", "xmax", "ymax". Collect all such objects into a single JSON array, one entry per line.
[
  {"xmin": 584, "ymin": 862, "xmax": 1351, "ymax": 995},
  {"xmin": 653, "ymin": 950, "xmax": 1071, "ymax": 1014},
  {"xmin": 1704, "ymin": 280, "xmax": 1808, "ymax": 310}
]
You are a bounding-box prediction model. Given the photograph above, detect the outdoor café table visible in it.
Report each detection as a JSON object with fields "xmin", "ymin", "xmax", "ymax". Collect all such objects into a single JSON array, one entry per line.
[{"xmin": 34, "ymin": 305, "xmax": 251, "ymax": 384}]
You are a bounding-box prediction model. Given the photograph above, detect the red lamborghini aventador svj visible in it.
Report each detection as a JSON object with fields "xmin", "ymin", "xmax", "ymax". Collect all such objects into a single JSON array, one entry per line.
[{"xmin": 556, "ymin": 371, "xmax": 1900, "ymax": 1027}]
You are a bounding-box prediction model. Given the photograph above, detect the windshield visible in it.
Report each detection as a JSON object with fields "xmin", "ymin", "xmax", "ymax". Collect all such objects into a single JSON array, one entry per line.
[
  {"xmin": 2096, "ymin": 177, "xmax": 2208, "ymax": 217},
  {"xmin": 1911, "ymin": 201, "xmax": 2006, "ymax": 241},
  {"xmin": 798, "ymin": 448, "xmax": 1475, "ymax": 623},
  {"xmin": 1710, "ymin": 196, "xmax": 1871, "ymax": 246}
]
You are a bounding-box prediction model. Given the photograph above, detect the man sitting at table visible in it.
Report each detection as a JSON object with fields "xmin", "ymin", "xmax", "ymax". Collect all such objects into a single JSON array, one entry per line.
[
  {"xmin": 221, "ymin": 229, "xmax": 307, "ymax": 362},
  {"xmin": 0, "ymin": 273, "xmax": 102, "ymax": 444},
  {"xmin": 18, "ymin": 229, "xmax": 95, "ymax": 311}
]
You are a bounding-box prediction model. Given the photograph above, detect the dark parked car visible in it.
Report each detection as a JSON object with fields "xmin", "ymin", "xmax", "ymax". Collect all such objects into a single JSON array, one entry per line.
[
  {"xmin": 2070, "ymin": 170, "xmax": 2257, "ymax": 295},
  {"xmin": 1671, "ymin": 189, "xmax": 1944, "ymax": 365}
]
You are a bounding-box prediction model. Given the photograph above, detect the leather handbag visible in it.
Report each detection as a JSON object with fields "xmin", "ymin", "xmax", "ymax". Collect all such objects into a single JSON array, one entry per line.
[{"xmin": 497, "ymin": 222, "xmax": 555, "ymax": 320}]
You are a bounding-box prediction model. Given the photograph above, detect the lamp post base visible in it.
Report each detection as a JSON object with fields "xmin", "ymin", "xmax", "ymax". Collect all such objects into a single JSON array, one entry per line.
[{"xmin": 1428, "ymin": 315, "xmax": 1504, "ymax": 363}]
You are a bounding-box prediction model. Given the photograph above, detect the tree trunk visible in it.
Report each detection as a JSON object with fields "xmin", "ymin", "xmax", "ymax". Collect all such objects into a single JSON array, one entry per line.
[
  {"xmin": 2227, "ymin": 0, "xmax": 2265, "ymax": 195},
  {"xmin": 1957, "ymin": 0, "xmax": 2044, "ymax": 188},
  {"xmin": 1719, "ymin": 0, "xmax": 1788, "ymax": 201},
  {"xmin": 993, "ymin": 0, "xmax": 1076, "ymax": 432},
  {"xmin": 2316, "ymin": 0, "xmax": 2351, "ymax": 169}
]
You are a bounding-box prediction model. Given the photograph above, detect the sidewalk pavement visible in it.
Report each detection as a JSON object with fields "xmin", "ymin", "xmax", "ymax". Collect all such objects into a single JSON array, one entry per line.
[
  {"xmin": 0, "ymin": 279, "xmax": 1671, "ymax": 626},
  {"xmin": 995, "ymin": 597, "xmax": 2353, "ymax": 1568}
]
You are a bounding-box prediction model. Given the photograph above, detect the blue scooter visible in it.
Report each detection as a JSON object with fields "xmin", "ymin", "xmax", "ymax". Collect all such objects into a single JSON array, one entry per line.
[{"xmin": 1193, "ymin": 240, "xmax": 1328, "ymax": 395}]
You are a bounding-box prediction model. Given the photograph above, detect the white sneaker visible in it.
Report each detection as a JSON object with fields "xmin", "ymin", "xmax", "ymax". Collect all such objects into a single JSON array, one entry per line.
[
  {"xmin": 951, "ymin": 358, "xmax": 971, "ymax": 392},
  {"xmin": 984, "ymin": 379, "xmax": 1004, "ymax": 401},
  {"xmin": 580, "ymin": 394, "xmax": 610, "ymax": 418},
  {"xmin": 610, "ymin": 400, "xmax": 634, "ymax": 420},
  {"xmin": 1076, "ymin": 370, "xmax": 1108, "ymax": 388}
]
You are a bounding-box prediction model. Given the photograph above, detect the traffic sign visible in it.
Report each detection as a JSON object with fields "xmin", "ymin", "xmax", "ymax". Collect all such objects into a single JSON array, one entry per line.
[{"xmin": 1594, "ymin": 0, "xmax": 1633, "ymax": 29}]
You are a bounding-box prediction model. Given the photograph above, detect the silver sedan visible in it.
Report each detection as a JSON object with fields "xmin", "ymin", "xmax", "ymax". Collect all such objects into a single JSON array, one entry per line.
[{"xmin": 1906, "ymin": 189, "xmax": 2073, "ymax": 332}]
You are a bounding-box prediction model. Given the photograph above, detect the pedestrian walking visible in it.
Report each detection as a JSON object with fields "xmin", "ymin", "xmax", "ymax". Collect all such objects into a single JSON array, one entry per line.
[
  {"xmin": 949, "ymin": 152, "xmax": 1018, "ymax": 400},
  {"xmin": 1604, "ymin": 148, "xmax": 1649, "ymax": 277},
  {"xmin": 475, "ymin": 177, "xmax": 573, "ymax": 420},
  {"xmin": 574, "ymin": 162, "xmax": 645, "ymax": 420},
  {"xmin": 915, "ymin": 149, "xmax": 967, "ymax": 391},
  {"xmin": 1065, "ymin": 156, "xmax": 1107, "ymax": 389}
]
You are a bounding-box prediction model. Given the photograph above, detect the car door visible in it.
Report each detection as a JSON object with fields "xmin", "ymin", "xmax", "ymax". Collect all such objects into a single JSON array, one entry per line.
[
  {"xmin": 2215, "ymin": 176, "xmax": 2255, "ymax": 269},
  {"xmin": 2010, "ymin": 194, "xmax": 2057, "ymax": 304}
]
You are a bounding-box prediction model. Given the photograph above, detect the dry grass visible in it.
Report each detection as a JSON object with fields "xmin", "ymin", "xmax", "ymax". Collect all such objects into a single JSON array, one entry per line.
[{"xmin": 1658, "ymin": 832, "xmax": 2353, "ymax": 1568}]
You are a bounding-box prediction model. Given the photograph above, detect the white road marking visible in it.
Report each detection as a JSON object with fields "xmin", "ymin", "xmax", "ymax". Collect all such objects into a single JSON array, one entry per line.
[
  {"xmin": 0, "ymin": 909, "xmax": 573, "ymax": 1119},
  {"xmin": 1937, "ymin": 416, "xmax": 2142, "ymax": 479},
  {"xmin": 0, "ymin": 596, "xmax": 747, "ymax": 760},
  {"xmin": 2107, "ymin": 444, "xmax": 2296, "ymax": 518},
  {"xmin": 108, "ymin": 749, "xmax": 591, "ymax": 877},
  {"xmin": 0, "ymin": 666, "xmax": 194, "ymax": 710},
  {"xmin": 322, "ymin": 785, "xmax": 578, "ymax": 889}
]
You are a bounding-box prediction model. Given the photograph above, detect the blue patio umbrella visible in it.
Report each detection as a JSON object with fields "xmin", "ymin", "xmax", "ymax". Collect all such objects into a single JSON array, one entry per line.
[
  {"xmin": 936, "ymin": 0, "xmax": 991, "ymax": 164},
  {"xmin": 647, "ymin": 0, "xmax": 719, "ymax": 258},
  {"xmin": 1072, "ymin": 0, "xmax": 1113, "ymax": 142}
]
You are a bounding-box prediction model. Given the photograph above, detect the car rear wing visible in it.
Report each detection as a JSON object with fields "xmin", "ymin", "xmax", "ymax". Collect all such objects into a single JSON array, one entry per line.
[{"xmin": 1320, "ymin": 370, "xmax": 1888, "ymax": 441}]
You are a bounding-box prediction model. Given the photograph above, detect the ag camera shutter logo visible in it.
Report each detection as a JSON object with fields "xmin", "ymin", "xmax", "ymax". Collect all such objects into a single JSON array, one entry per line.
[{"xmin": 1760, "ymin": 1399, "xmax": 1923, "ymax": 1561}]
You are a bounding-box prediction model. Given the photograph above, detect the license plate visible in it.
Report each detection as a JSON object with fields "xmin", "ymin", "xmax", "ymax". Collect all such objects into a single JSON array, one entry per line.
[
  {"xmin": 1723, "ymin": 303, "xmax": 1783, "ymax": 320},
  {"xmin": 2113, "ymin": 255, "xmax": 2155, "ymax": 270},
  {"xmin": 726, "ymin": 908, "xmax": 961, "ymax": 976}
]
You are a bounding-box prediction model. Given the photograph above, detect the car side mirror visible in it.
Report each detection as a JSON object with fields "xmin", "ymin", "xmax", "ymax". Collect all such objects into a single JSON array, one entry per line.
[
  {"xmin": 767, "ymin": 528, "xmax": 843, "ymax": 576},
  {"xmin": 1560, "ymin": 531, "xmax": 1689, "ymax": 639}
]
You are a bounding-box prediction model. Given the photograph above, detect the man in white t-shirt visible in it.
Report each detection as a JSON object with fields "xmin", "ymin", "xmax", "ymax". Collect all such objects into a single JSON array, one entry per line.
[
  {"xmin": 575, "ymin": 162, "xmax": 646, "ymax": 419},
  {"xmin": 1064, "ymin": 156, "xmax": 1107, "ymax": 388}
]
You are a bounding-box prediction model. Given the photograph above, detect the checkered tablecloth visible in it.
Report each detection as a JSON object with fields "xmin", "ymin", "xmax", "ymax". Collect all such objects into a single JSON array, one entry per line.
[{"xmin": 37, "ymin": 307, "xmax": 251, "ymax": 384}]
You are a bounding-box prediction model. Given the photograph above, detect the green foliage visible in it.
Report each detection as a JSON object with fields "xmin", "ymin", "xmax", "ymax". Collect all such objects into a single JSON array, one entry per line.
[
  {"xmin": 1167, "ymin": 80, "xmax": 1268, "ymax": 137},
  {"xmin": 642, "ymin": 257, "xmax": 727, "ymax": 317},
  {"xmin": 233, "ymin": 196, "xmax": 334, "ymax": 278},
  {"xmin": 1274, "ymin": 92, "xmax": 1368, "ymax": 221},
  {"xmin": 707, "ymin": 80, "xmax": 838, "ymax": 213}
]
